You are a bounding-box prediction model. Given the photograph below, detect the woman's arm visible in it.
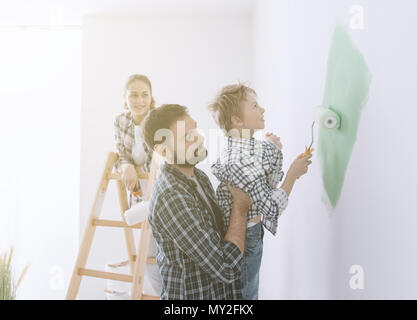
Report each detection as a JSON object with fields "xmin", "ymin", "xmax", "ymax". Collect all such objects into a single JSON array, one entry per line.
[
  {"xmin": 114, "ymin": 115, "xmax": 134, "ymax": 170},
  {"xmin": 114, "ymin": 115, "xmax": 137, "ymax": 190}
]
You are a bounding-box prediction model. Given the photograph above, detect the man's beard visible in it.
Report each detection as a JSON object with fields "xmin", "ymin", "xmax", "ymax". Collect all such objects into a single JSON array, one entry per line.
[{"xmin": 172, "ymin": 146, "xmax": 208, "ymax": 168}]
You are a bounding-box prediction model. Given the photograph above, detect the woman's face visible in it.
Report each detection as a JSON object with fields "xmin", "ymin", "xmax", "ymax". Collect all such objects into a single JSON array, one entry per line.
[{"xmin": 125, "ymin": 80, "xmax": 152, "ymax": 118}]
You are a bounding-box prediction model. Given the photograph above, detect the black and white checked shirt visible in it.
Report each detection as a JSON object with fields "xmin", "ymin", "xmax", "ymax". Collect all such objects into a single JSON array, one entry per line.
[
  {"xmin": 113, "ymin": 111, "xmax": 153, "ymax": 172},
  {"xmin": 211, "ymin": 136, "xmax": 288, "ymax": 236},
  {"xmin": 148, "ymin": 162, "xmax": 244, "ymax": 300}
]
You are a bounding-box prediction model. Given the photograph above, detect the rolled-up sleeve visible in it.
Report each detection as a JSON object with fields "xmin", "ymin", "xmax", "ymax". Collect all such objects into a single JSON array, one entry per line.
[
  {"xmin": 152, "ymin": 190, "xmax": 243, "ymax": 284},
  {"xmin": 264, "ymin": 141, "xmax": 285, "ymax": 189},
  {"xmin": 114, "ymin": 116, "xmax": 133, "ymax": 170},
  {"xmin": 271, "ymin": 187, "xmax": 289, "ymax": 213}
]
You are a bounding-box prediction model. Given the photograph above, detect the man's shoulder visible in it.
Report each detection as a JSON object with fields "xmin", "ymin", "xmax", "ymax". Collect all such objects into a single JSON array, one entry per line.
[
  {"xmin": 152, "ymin": 170, "xmax": 181, "ymax": 195},
  {"xmin": 149, "ymin": 171, "xmax": 198, "ymax": 228},
  {"xmin": 149, "ymin": 174, "xmax": 180, "ymax": 219},
  {"xmin": 150, "ymin": 169, "xmax": 191, "ymax": 206},
  {"xmin": 194, "ymin": 166, "xmax": 210, "ymax": 181}
]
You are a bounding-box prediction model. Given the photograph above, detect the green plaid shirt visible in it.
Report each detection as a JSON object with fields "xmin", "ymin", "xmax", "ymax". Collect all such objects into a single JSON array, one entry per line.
[{"xmin": 148, "ymin": 162, "xmax": 244, "ymax": 300}]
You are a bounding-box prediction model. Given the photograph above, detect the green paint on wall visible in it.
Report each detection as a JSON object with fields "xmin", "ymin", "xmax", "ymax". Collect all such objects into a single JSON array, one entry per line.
[{"xmin": 317, "ymin": 25, "xmax": 372, "ymax": 207}]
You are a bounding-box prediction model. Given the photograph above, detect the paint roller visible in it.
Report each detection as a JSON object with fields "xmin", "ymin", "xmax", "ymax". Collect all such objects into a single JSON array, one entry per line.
[
  {"xmin": 302, "ymin": 105, "xmax": 341, "ymax": 156},
  {"xmin": 123, "ymin": 201, "xmax": 158, "ymax": 258},
  {"xmin": 124, "ymin": 200, "xmax": 149, "ymax": 226},
  {"xmin": 314, "ymin": 105, "xmax": 341, "ymax": 130}
]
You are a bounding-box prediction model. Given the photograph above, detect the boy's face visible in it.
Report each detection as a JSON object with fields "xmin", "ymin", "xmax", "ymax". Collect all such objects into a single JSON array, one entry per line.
[{"xmin": 237, "ymin": 91, "xmax": 265, "ymax": 131}]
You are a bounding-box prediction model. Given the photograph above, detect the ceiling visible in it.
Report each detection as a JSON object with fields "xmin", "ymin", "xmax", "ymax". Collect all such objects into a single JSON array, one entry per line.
[{"xmin": 0, "ymin": 0, "xmax": 256, "ymax": 26}]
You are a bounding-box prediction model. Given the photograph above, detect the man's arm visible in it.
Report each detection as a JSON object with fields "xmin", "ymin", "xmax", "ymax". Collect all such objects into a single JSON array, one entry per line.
[{"xmin": 152, "ymin": 190, "xmax": 244, "ymax": 284}]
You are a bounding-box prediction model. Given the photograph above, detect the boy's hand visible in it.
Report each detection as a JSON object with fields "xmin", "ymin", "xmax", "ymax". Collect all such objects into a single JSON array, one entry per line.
[
  {"xmin": 289, "ymin": 153, "xmax": 312, "ymax": 178},
  {"xmin": 227, "ymin": 184, "xmax": 252, "ymax": 212},
  {"xmin": 265, "ymin": 132, "xmax": 283, "ymax": 149}
]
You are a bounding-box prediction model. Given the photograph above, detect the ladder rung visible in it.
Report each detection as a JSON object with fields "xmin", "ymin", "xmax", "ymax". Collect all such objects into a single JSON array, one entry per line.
[
  {"xmin": 131, "ymin": 255, "xmax": 157, "ymax": 264},
  {"xmin": 78, "ymin": 268, "xmax": 133, "ymax": 282},
  {"xmin": 147, "ymin": 257, "xmax": 157, "ymax": 264},
  {"xmin": 92, "ymin": 219, "xmax": 143, "ymax": 229},
  {"xmin": 108, "ymin": 173, "xmax": 121, "ymax": 180}
]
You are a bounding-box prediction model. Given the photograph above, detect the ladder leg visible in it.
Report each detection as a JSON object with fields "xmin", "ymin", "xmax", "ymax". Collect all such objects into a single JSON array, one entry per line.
[
  {"xmin": 131, "ymin": 154, "xmax": 161, "ymax": 299},
  {"xmin": 66, "ymin": 152, "xmax": 118, "ymax": 299},
  {"xmin": 116, "ymin": 180, "xmax": 137, "ymax": 274},
  {"xmin": 131, "ymin": 219, "xmax": 152, "ymax": 300}
]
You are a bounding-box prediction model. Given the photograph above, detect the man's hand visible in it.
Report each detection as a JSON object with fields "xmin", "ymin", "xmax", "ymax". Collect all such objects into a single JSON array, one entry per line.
[
  {"xmin": 227, "ymin": 185, "xmax": 252, "ymax": 212},
  {"xmin": 265, "ymin": 132, "xmax": 283, "ymax": 149}
]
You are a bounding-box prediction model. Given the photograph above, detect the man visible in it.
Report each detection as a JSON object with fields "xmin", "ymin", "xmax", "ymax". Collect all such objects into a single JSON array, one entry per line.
[{"xmin": 141, "ymin": 104, "xmax": 251, "ymax": 299}]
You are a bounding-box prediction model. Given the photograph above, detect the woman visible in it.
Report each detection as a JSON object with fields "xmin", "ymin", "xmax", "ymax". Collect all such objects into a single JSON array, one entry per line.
[
  {"xmin": 113, "ymin": 74, "xmax": 161, "ymax": 297},
  {"xmin": 114, "ymin": 74, "xmax": 155, "ymax": 205}
]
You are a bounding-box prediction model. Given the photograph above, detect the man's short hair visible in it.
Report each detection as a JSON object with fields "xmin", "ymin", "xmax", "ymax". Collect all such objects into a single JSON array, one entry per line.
[
  {"xmin": 142, "ymin": 104, "xmax": 189, "ymax": 150},
  {"xmin": 208, "ymin": 83, "xmax": 256, "ymax": 132}
]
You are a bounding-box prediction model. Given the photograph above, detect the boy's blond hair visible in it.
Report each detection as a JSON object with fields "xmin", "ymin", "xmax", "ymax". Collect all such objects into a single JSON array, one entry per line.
[{"xmin": 208, "ymin": 83, "xmax": 256, "ymax": 132}]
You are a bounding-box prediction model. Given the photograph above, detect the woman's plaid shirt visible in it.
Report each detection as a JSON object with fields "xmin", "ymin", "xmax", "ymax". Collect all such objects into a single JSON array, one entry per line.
[
  {"xmin": 148, "ymin": 162, "xmax": 244, "ymax": 300},
  {"xmin": 113, "ymin": 111, "xmax": 153, "ymax": 172},
  {"xmin": 211, "ymin": 136, "xmax": 289, "ymax": 236}
]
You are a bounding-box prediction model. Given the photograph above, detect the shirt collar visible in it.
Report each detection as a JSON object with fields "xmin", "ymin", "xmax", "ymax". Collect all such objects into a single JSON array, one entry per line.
[{"xmin": 161, "ymin": 162, "xmax": 199, "ymax": 189}]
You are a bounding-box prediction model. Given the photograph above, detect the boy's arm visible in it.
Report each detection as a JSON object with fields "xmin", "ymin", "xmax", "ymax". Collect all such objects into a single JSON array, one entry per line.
[
  {"xmin": 280, "ymin": 169, "xmax": 297, "ymax": 197},
  {"xmin": 263, "ymin": 141, "xmax": 284, "ymax": 189},
  {"xmin": 152, "ymin": 190, "xmax": 244, "ymax": 284},
  {"xmin": 280, "ymin": 153, "xmax": 313, "ymax": 196}
]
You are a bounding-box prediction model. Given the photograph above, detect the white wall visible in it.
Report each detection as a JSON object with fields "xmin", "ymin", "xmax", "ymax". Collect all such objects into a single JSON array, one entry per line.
[
  {"xmin": 0, "ymin": 29, "xmax": 81, "ymax": 299},
  {"xmin": 252, "ymin": 0, "xmax": 417, "ymax": 299},
  {"xmin": 79, "ymin": 0, "xmax": 417, "ymax": 300},
  {"xmin": 80, "ymin": 13, "xmax": 252, "ymax": 299}
]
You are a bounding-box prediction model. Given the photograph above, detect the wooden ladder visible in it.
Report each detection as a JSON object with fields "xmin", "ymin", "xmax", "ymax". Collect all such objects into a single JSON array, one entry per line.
[{"xmin": 66, "ymin": 152, "xmax": 159, "ymax": 300}]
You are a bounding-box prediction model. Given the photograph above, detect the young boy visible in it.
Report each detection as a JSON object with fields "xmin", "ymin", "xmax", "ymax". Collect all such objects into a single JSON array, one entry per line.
[{"xmin": 208, "ymin": 84, "xmax": 312, "ymax": 300}]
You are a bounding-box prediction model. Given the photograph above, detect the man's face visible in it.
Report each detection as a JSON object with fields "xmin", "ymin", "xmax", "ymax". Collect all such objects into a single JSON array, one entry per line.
[{"xmin": 168, "ymin": 115, "xmax": 207, "ymax": 167}]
